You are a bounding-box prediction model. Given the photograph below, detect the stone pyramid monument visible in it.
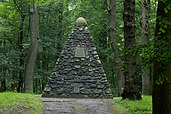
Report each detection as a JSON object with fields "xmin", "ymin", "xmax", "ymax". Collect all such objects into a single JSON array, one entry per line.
[{"xmin": 42, "ymin": 17, "xmax": 112, "ymax": 98}]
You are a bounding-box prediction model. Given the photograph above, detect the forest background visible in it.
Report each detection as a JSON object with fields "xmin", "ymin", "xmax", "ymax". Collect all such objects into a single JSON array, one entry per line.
[
  {"xmin": 0, "ymin": 0, "xmax": 170, "ymax": 102},
  {"xmin": 0, "ymin": 0, "xmax": 159, "ymax": 95}
]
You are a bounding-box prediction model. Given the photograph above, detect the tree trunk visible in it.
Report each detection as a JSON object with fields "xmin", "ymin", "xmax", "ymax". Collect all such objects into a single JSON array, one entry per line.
[
  {"xmin": 107, "ymin": 0, "xmax": 125, "ymax": 96},
  {"xmin": 0, "ymin": 80, "xmax": 6, "ymax": 92},
  {"xmin": 0, "ymin": 41, "xmax": 7, "ymax": 92},
  {"xmin": 121, "ymin": 0, "xmax": 142, "ymax": 100},
  {"xmin": 13, "ymin": 0, "xmax": 26, "ymax": 93},
  {"xmin": 141, "ymin": 0, "xmax": 152, "ymax": 95},
  {"xmin": 57, "ymin": 0, "xmax": 63, "ymax": 37},
  {"xmin": 153, "ymin": 0, "xmax": 171, "ymax": 114},
  {"xmin": 24, "ymin": 1, "xmax": 39, "ymax": 93},
  {"xmin": 17, "ymin": 14, "xmax": 25, "ymax": 93}
]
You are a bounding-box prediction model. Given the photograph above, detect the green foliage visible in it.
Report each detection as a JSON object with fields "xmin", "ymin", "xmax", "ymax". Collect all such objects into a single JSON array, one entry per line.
[
  {"xmin": 158, "ymin": 17, "xmax": 171, "ymax": 35},
  {"xmin": 155, "ymin": 74, "xmax": 168, "ymax": 85},
  {"xmin": 0, "ymin": 92, "xmax": 43, "ymax": 114},
  {"xmin": 154, "ymin": 39, "xmax": 171, "ymax": 63},
  {"xmin": 0, "ymin": 1, "xmax": 27, "ymax": 91},
  {"xmin": 114, "ymin": 96, "xmax": 152, "ymax": 114},
  {"xmin": 0, "ymin": 0, "xmax": 168, "ymax": 97}
]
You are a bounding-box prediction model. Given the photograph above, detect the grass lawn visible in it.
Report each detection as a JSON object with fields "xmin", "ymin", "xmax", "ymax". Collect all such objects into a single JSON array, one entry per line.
[
  {"xmin": 113, "ymin": 96, "xmax": 152, "ymax": 114},
  {"xmin": 0, "ymin": 92, "xmax": 43, "ymax": 114}
]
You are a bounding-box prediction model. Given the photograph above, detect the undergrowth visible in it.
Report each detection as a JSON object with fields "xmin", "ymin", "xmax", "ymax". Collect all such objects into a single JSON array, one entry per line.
[{"xmin": 113, "ymin": 96, "xmax": 152, "ymax": 114}]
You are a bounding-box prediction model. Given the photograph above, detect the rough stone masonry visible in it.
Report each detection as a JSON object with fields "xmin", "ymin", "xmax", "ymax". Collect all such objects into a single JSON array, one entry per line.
[{"xmin": 42, "ymin": 17, "xmax": 113, "ymax": 98}]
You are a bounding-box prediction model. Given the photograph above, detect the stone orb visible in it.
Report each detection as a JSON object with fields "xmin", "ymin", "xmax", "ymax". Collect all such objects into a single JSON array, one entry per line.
[{"xmin": 76, "ymin": 17, "xmax": 87, "ymax": 27}]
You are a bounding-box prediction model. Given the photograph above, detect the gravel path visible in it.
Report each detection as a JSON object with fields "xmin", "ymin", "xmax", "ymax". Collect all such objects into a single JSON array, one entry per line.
[{"xmin": 40, "ymin": 98, "xmax": 117, "ymax": 114}]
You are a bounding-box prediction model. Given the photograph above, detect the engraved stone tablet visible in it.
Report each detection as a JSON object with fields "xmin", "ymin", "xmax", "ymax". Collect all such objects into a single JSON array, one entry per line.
[
  {"xmin": 75, "ymin": 46, "xmax": 86, "ymax": 57},
  {"xmin": 72, "ymin": 83, "xmax": 83, "ymax": 93}
]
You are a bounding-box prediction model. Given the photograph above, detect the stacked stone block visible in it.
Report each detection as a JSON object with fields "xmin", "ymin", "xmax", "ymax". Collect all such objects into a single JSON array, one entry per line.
[{"xmin": 42, "ymin": 26, "xmax": 112, "ymax": 98}]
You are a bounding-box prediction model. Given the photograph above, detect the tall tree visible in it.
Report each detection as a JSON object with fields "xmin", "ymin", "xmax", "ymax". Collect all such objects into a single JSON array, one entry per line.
[
  {"xmin": 121, "ymin": 0, "xmax": 142, "ymax": 100},
  {"xmin": 13, "ymin": 0, "xmax": 26, "ymax": 92},
  {"xmin": 24, "ymin": 1, "xmax": 39, "ymax": 93},
  {"xmin": 141, "ymin": 0, "xmax": 152, "ymax": 95},
  {"xmin": 107, "ymin": 0, "xmax": 125, "ymax": 96},
  {"xmin": 153, "ymin": 0, "xmax": 171, "ymax": 113}
]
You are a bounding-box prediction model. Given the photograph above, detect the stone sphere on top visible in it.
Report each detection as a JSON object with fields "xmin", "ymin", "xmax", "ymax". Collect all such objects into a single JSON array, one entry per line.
[{"xmin": 75, "ymin": 17, "xmax": 87, "ymax": 27}]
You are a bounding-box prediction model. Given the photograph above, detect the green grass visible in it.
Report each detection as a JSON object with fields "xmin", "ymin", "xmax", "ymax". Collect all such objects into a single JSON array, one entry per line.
[
  {"xmin": 113, "ymin": 96, "xmax": 152, "ymax": 114},
  {"xmin": 0, "ymin": 92, "xmax": 43, "ymax": 114}
]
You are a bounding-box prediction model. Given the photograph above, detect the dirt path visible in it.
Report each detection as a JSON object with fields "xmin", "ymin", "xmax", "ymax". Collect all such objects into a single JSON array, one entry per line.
[{"xmin": 40, "ymin": 98, "xmax": 117, "ymax": 114}]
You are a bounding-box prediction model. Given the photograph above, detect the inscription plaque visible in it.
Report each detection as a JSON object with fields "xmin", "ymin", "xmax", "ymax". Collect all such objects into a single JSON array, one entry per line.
[
  {"xmin": 72, "ymin": 83, "xmax": 83, "ymax": 93},
  {"xmin": 75, "ymin": 45, "xmax": 86, "ymax": 57}
]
